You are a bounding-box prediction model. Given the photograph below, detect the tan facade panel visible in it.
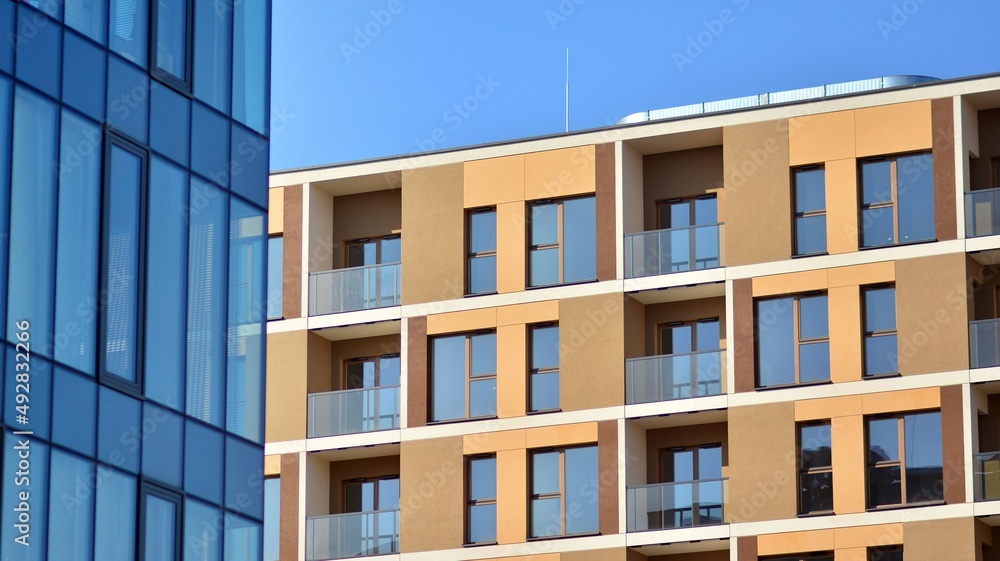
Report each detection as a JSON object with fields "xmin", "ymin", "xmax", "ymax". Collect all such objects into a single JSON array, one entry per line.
[
  {"xmin": 497, "ymin": 201, "xmax": 527, "ymax": 293},
  {"xmin": 903, "ymin": 518, "xmax": 977, "ymax": 561},
  {"xmin": 497, "ymin": 323, "xmax": 528, "ymax": 418},
  {"xmin": 282, "ymin": 184, "xmax": 303, "ymax": 319},
  {"xmin": 757, "ymin": 528, "xmax": 834, "ymax": 556},
  {"xmin": 330, "ymin": 189, "xmax": 402, "ymax": 269},
  {"xmin": 264, "ymin": 454, "xmax": 281, "ymax": 476},
  {"xmin": 896, "ymin": 253, "xmax": 970, "ymax": 375},
  {"xmin": 563, "ymin": 550, "xmax": 627, "ymax": 561},
  {"xmin": 399, "ymin": 436, "xmax": 465, "ymax": 552},
  {"xmin": 825, "ymin": 158, "xmax": 859, "ymax": 254},
  {"xmin": 402, "ymin": 164, "xmax": 465, "ymax": 305},
  {"xmin": 854, "ymin": 100, "xmax": 933, "ymax": 158},
  {"xmin": 829, "ymin": 285, "xmax": 863, "ymax": 383},
  {"xmin": 752, "ymin": 268, "xmax": 828, "ymax": 297},
  {"xmin": 828, "ymin": 261, "xmax": 894, "ymax": 288},
  {"xmin": 268, "ymin": 186, "xmax": 284, "ymax": 234},
  {"xmin": 464, "ymin": 154, "xmax": 524, "ymax": 207},
  {"xmin": 559, "ymin": 294, "xmax": 625, "ymax": 410},
  {"xmin": 496, "ymin": 299, "xmax": 559, "ymax": 326},
  {"xmin": 524, "ymin": 422, "xmax": 598, "ymax": 448},
  {"xmin": 723, "ymin": 119, "xmax": 792, "ymax": 266},
  {"xmin": 861, "ymin": 387, "xmax": 940, "ymax": 414},
  {"xmin": 831, "ymin": 415, "xmax": 866, "ymax": 514},
  {"xmin": 648, "ymin": 552, "xmax": 729, "ymax": 561},
  {"xmin": 266, "ymin": 331, "xmax": 309, "ymax": 442},
  {"xmin": 789, "ymin": 110, "xmax": 856, "ymax": 166},
  {"xmin": 834, "ymin": 522, "xmax": 904, "ymax": 549},
  {"xmin": 795, "ymin": 395, "xmax": 863, "ymax": 421},
  {"xmin": 931, "ymin": 97, "xmax": 957, "ymax": 241},
  {"xmin": 642, "ymin": 146, "xmax": 724, "ymax": 231},
  {"xmin": 523, "ymin": 146, "xmax": 596, "ymax": 200},
  {"xmin": 727, "ymin": 401, "xmax": 797, "ymax": 522},
  {"xmin": 426, "ymin": 307, "xmax": 497, "ymax": 335},
  {"xmin": 463, "ymin": 429, "xmax": 526, "ymax": 455}
]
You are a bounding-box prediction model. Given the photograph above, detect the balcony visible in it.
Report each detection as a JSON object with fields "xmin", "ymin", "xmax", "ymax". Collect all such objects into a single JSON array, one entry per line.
[
  {"xmin": 626, "ymin": 479, "xmax": 727, "ymax": 532},
  {"xmin": 308, "ymin": 386, "xmax": 400, "ymax": 438},
  {"xmin": 971, "ymin": 319, "xmax": 1000, "ymax": 369},
  {"xmin": 966, "ymin": 188, "xmax": 1000, "ymax": 238},
  {"xmin": 306, "ymin": 510, "xmax": 399, "ymax": 560},
  {"xmin": 624, "ymin": 224, "xmax": 723, "ymax": 279},
  {"xmin": 309, "ymin": 262, "xmax": 401, "ymax": 316},
  {"xmin": 976, "ymin": 452, "xmax": 1000, "ymax": 502},
  {"xmin": 626, "ymin": 350, "xmax": 724, "ymax": 405}
]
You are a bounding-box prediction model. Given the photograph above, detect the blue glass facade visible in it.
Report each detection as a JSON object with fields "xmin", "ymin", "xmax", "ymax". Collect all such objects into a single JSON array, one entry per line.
[{"xmin": 0, "ymin": 0, "xmax": 270, "ymax": 558}]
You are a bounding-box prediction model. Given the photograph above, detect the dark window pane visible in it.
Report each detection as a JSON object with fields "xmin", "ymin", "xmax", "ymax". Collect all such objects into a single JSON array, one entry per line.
[
  {"xmin": 194, "ymin": 0, "xmax": 230, "ymax": 112},
  {"xmin": 230, "ymin": 123, "xmax": 269, "ymax": 206},
  {"xmin": 103, "ymin": 143, "xmax": 143, "ymax": 383},
  {"xmin": 756, "ymin": 298, "xmax": 795, "ymax": 386},
  {"xmin": 468, "ymin": 504, "xmax": 496, "ymax": 543},
  {"xmin": 800, "ymin": 471, "xmax": 833, "ymax": 513},
  {"xmin": 865, "ymin": 287, "xmax": 896, "ymax": 331},
  {"xmin": 795, "ymin": 168, "xmax": 826, "ymax": 212},
  {"xmin": 49, "ymin": 449, "xmax": 95, "ymax": 561},
  {"xmin": 267, "ymin": 237, "xmax": 283, "ymax": 319},
  {"xmin": 905, "ymin": 412, "xmax": 942, "ymax": 503},
  {"xmin": 52, "ymin": 367, "xmax": 97, "ymax": 456},
  {"xmin": 186, "ymin": 498, "xmax": 223, "ymax": 561},
  {"xmin": 795, "ymin": 215, "xmax": 827, "ymax": 255},
  {"xmin": 263, "ymin": 481, "xmax": 280, "ymax": 561},
  {"xmin": 532, "ymin": 451, "xmax": 560, "ymax": 494},
  {"xmin": 470, "ymin": 457, "xmax": 496, "ymax": 499},
  {"xmin": 861, "ymin": 161, "xmax": 893, "ymax": 204},
  {"xmin": 798, "ymin": 341, "xmax": 830, "ymax": 382},
  {"xmin": 185, "ymin": 420, "xmax": 223, "ymax": 503},
  {"xmin": 530, "ymin": 371, "xmax": 559, "ymax": 412},
  {"xmin": 468, "ymin": 255, "xmax": 496, "ymax": 294},
  {"xmin": 897, "ymin": 153, "xmax": 935, "ymax": 243},
  {"xmin": 98, "ymin": 385, "xmax": 141, "ymax": 472},
  {"xmin": 868, "ymin": 465, "xmax": 901, "ymax": 507},
  {"xmin": 55, "ymin": 110, "xmax": 102, "ymax": 373},
  {"xmin": 469, "ymin": 378, "xmax": 496, "ymax": 418},
  {"xmin": 563, "ymin": 197, "xmax": 596, "ymax": 282},
  {"xmin": 871, "ymin": 549, "xmax": 904, "ymax": 561},
  {"xmin": 155, "ymin": 0, "xmax": 188, "ymax": 80},
  {"xmin": 529, "ymin": 248, "xmax": 559, "ymax": 286},
  {"xmin": 862, "ymin": 207, "xmax": 895, "ymax": 247},
  {"xmin": 150, "ymin": 84, "xmax": 190, "ymax": 165},
  {"xmin": 799, "ymin": 294, "xmax": 829, "ymax": 339},
  {"xmin": 344, "ymin": 481, "xmax": 374, "ymax": 512},
  {"xmin": 16, "ymin": 6, "xmax": 61, "ymax": 98},
  {"xmin": 469, "ymin": 210, "xmax": 496, "ymax": 253},
  {"xmin": 865, "ymin": 335, "xmax": 898, "ymax": 376},
  {"xmin": 470, "ymin": 332, "xmax": 496, "ymax": 376},
  {"xmin": 231, "ymin": 0, "xmax": 268, "ymax": 131},
  {"xmin": 109, "ymin": 0, "xmax": 147, "ymax": 64},
  {"xmin": 0, "ymin": 79, "xmax": 7, "ymax": 342},
  {"xmin": 531, "ymin": 203, "xmax": 558, "ymax": 244},
  {"xmin": 224, "ymin": 515, "xmax": 263, "ymax": 561},
  {"xmin": 142, "ymin": 403, "xmax": 183, "ymax": 487},
  {"xmin": 191, "ymin": 102, "xmax": 230, "ymax": 186},
  {"xmin": 6, "ymin": 349, "xmax": 53, "ymax": 440},
  {"xmin": 63, "ymin": 31, "xmax": 107, "ymax": 119},
  {"xmin": 107, "ymin": 57, "xmax": 150, "ymax": 142},
  {"xmin": 868, "ymin": 418, "xmax": 899, "ymax": 462},
  {"xmin": 145, "ymin": 158, "xmax": 188, "ymax": 410},
  {"xmin": 66, "ymin": 0, "xmax": 106, "ymax": 42},
  {"xmin": 95, "ymin": 469, "xmax": 137, "ymax": 561},
  {"xmin": 431, "ymin": 335, "xmax": 465, "ymax": 421},
  {"xmin": 530, "ymin": 498, "xmax": 561, "ymax": 537},
  {"xmin": 226, "ymin": 436, "xmax": 264, "ymax": 519},
  {"xmin": 564, "ymin": 446, "xmax": 598, "ymax": 534},
  {"xmin": 0, "ymin": 2, "xmax": 13, "ymax": 73},
  {"xmin": 144, "ymin": 493, "xmax": 178, "ymax": 561},
  {"xmin": 2, "ymin": 431, "xmax": 49, "ymax": 561},
  {"xmin": 800, "ymin": 424, "xmax": 832, "ymax": 470}
]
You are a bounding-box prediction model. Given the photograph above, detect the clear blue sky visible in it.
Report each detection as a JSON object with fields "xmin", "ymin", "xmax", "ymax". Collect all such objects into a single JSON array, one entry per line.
[{"xmin": 270, "ymin": 0, "xmax": 1000, "ymax": 171}]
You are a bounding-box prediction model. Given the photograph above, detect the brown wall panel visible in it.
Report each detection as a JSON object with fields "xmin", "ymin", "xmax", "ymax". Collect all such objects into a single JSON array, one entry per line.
[
  {"xmin": 266, "ymin": 331, "xmax": 308, "ymax": 442},
  {"xmin": 306, "ymin": 331, "xmax": 333, "ymax": 396},
  {"xmin": 327, "ymin": 335, "xmax": 401, "ymax": 391},
  {"xmin": 598, "ymin": 420, "xmax": 619, "ymax": 535},
  {"xmin": 564, "ymin": 549, "xmax": 627, "ymax": 561},
  {"xmin": 407, "ymin": 317, "xmax": 428, "ymax": 427},
  {"xmin": 330, "ymin": 190, "xmax": 402, "ymax": 269},
  {"xmin": 728, "ymin": 402, "xmax": 797, "ymax": 522},
  {"xmin": 643, "ymin": 297, "xmax": 726, "ymax": 357},
  {"xmin": 737, "ymin": 536, "xmax": 757, "ymax": 561},
  {"xmin": 932, "ymin": 97, "xmax": 957, "ymax": 241},
  {"xmin": 399, "ymin": 436, "xmax": 465, "ymax": 552},
  {"xmin": 402, "ymin": 164, "xmax": 465, "ymax": 305},
  {"xmin": 328, "ymin": 456, "xmax": 401, "ymax": 515},
  {"xmin": 279, "ymin": 453, "xmax": 300, "ymax": 561},
  {"xmin": 941, "ymin": 384, "xmax": 967, "ymax": 504},
  {"xmin": 559, "ymin": 294, "xmax": 625, "ymax": 411},
  {"xmin": 972, "ymin": 108, "xmax": 1000, "ymax": 189},
  {"xmin": 896, "ymin": 253, "xmax": 970, "ymax": 375},
  {"xmin": 642, "ymin": 146, "xmax": 724, "ymax": 230},
  {"xmin": 624, "ymin": 296, "xmax": 646, "ymax": 360},
  {"xmin": 981, "ymin": 394, "xmax": 1000, "ymax": 453},
  {"xmin": 904, "ymin": 518, "xmax": 977, "ymax": 561},
  {"xmin": 282, "ymin": 185, "xmax": 303, "ymax": 319},
  {"xmin": 723, "ymin": 120, "xmax": 792, "ymax": 265},
  {"xmin": 649, "ymin": 552, "xmax": 729, "ymax": 561},
  {"xmin": 596, "ymin": 142, "xmax": 617, "ymax": 281},
  {"xmin": 732, "ymin": 278, "xmax": 755, "ymax": 393}
]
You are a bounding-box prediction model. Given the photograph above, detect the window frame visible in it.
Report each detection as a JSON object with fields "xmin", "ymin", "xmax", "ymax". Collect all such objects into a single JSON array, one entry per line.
[
  {"xmin": 865, "ymin": 411, "xmax": 943, "ymax": 509},
  {"xmin": 797, "ymin": 421, "xmax": 833, "ymax": 516},
  {"xmin": 528, "ymin": 323, "xmax": 560, "ymax": 414},
  {"xmin": 343, "ymin": 354, "xmax": 401, "ymax": 390},
  {"xmin": 527, "ymin": 195, "xmax": 596, "ymax": 288},
  {"xmin": 655, "ymin": 194, "xmax": 718, "ymax": 230},
  {"xmin": 868, "ymin": 545, "xmax": 904, "ymax": 561},
  {"xmin": 862, "ymin": 284, "xmax": 898, "ymax": 378},
  {"xmin": 792, "ymin": 165, "xmax": 827, "ymax": 256},
  {"xmin": 429, "ymin": 331, "xmax": 497, "ymax": 423},
  {"xmin": 992, "ymin": 156, "xmax": 1000, "ymax": 189},
  {"xmin": 858, "ymin": 151, "xmax": 935, "ymax": 249},
  {"xmin": 98, "ymin": 132, "xmax": 149, "ymax": 397},
  {"xmin": 342, "ymin": 476, "xmax": 400, "ymax": 513},
  {"xmin": 345, "ymin": 234, "xmax": 401, "ymax": 268},
  {"xmin": 266, "ymin": 235, "xmax": 283, "ymax": 320},
  {"xmin": 528, "ymin": 445, "xmax": 600, "ymax": 539},
  {"xmin": 150, "ymin": 0, "xmax": 194, "ymax": 92},
  {"xmin": 138, "ymin": 482, "xmax": 183, "ymax": 561},
  {"xmin": 465, "ymin": 454, "xmax": 498, "ymax": 546},
  {"xmin": 755, "ymin": 292, "xmax": 830, "ymax": 388},
  {"xmin": 466, "ymin": 207, "xmax": 497, "ymax": 295},
  {"xmin": 657, "ymin": 317, "xmax": 721, "ymax": 355}
]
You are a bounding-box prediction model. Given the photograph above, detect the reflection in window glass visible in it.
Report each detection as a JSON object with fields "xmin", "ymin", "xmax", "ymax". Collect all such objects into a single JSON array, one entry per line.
[
  {"xmin": 194, "ymin": 0, "xmax": 231, "ymax": 112},
  {"xmin": 866, "ymin": 411, "xmax": 942, "ymax": 508},
  {"xmin": 756, "ymin": 294, "xmax": 829, "ymax": 387},
  {"xmin": 864, "ymin": 286, "xmax": 898, "ymax": 377},
  {"xmin": 794, "ymin": 167, "xmax": 826, "ymax": 255},
  {"xmin": 16, "ymin": 9, "xmax": 61, "ymax": 98},
  {"xmin": 144, "ymin": 492, "xmax": 179, "ymax": 561},
  {"xmin": 49, "ymin": 450, "xmax": 95, "ymax": 561},
  {"xmin": 226, "ymin": 436, "xmax": 264, "ymax": 519},
  {"xmin": 529, "ymin": 197, "xmax": 596, "ymax": 286},
  {"xmin": 106, "ymin": 57, "xmax": 150, "ymax": 142},
  {"xmin": 860, "ymin": 154, "xmax": 934, "ymax": 248},
  {"xmin": 564, "ymin": 447, "xmax": 599, "ymax": 534},
  {"xmin": 95, "ymin": 469, "xmax": 136, "ymax": 561},
  {"xmin": 563, "ymin": 197, "xmax": 597, "ymax": 282},
  {"xmin": 467, "ymin": 457, "xmax": 496, "ymax": 544},
  {"xmin": 530, "ymin": 446, "xmax": 598, "ymax": 538},
  {"xmin": 142, "ymin": 404, "xmax": 183, "ymax": 487},
  {"xmin": 66, "ymin": 0, "xmax": 107, "ymax": 42},
  {"xmin": 155, "ymin": 0, "xmax": 188, "ymax": 81},
  {"xmin": 98, "ymin": 386, "xmax": 141, "ymax": 472},
  {"xmin": 52, "ymin": 368, "xmax": 97, "ymax": 456},
  {"xmin": 530, "ymin": 325, "xmax": 560, "ymax": 412},
  {"xmin": 263, "ymin": 479, "xmax": 281, "ymax": 561},
  {"xmin": 2, "ymin": 433, "xmax": 49, "ymax": 561},
  {"xmin": 467, "ymin": 209, "xmax": 497, "ymax": 295},
  {"xmin": 224, "ymin": 515, "xmax": 263, "ymax": 561},
  {"xmin": 431, "ymin": 332, "xmax": 496, "ymax": 422},
  {"xmin": 150, "ymin": 86, "xmax": 190, "ymax": 166},
  {"xmin": 267, "ymin": 237, "xmax": 283, "ymax": 319},
  {"xmin": 232, "ymin": 0, "xmax": 268, "ymax": 132},
  {"xmin": 63, "ymin": 31, "xmax": 107, "ymax": 120},
  {"xmin": 110, "ymin": 0, "xmax": 148, "ymax": 64},
  {"xmin": 799, "ymin": 423, "xmax": 833, "ymax": 514},
  {"xmin": 897, "ymin": 153, "xmax": 935, "ymax": 243},
  {"xmin": 186, "ymin": 498, "xmax": 222, "ymax": 561},
  {"xmin": 185, "ymin": 420, "xmax": 224, "ymax": 503}
]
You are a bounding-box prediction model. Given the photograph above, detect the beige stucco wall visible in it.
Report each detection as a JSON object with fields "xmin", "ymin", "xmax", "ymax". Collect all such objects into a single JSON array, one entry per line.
[
  {"xmin": 727, "ymin": 401, "xmax": 797, "ymax": 523},
  {"xmin": 266, "ymin": 331, "xmax": 308, "ymax": 442},
  {"xmin": 897, "ymin": 252, "xmax": 970, "ymax": 375},
  {"xmin": 401, "ymin": 164, "xmax": 465, "ymax": 305},
  {"xmin": 904, "ymin": 518, "xmax": 977, "ymax": 561},
  {"xmin": 399, "ymin": 436, "xmax": 465, "ymax": 552},
  {"xmin": 559, "ymin": 293, "xmax": 625, "ymax": 411}
]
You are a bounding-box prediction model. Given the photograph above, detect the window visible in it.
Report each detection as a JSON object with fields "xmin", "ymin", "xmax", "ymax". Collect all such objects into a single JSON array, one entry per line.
[
  {"xmin": 529, "ymin": 196, "xmax": 596, "ymax": 287},
  {"xmin": 659, "ymin": 318, "xmax": 722, "ymax": 397},
  {"xmin": 529, "ymin": 324, "xmax": 560, "ymax": 412},
  {"xmin": 467, "ymin": 208, "xmax": 497, "ymax": 295},
  {"xmin": 869, "ymin": 546, "xmax": 904, "ymax": 561},
  {"xmin": 657, "ymin": 195, "xmax": 720, "ymax": 271},
  {"xmin": 859, "ymin": 153, "xmax": 935, "ymax": 248},
  {"xmin": 141, "ymin": 485, "xmax": 182, "ymax": 561},
  {"xmin": 345, "ymin": 355, "xmax": 401, "ymax": 389},
  {"xmin": 466, "ymin": 456, "xmax": 497, "ymax": 544},
  {"xmin": 267, "ymin": 236, "xmax": 283, "ymax": 319},
  {"xmin": 863, "ymin": 286, "xmax": 898, "ymax": 377},
  {"xmin": 793, "ymin": 166, "xmax": 826, "ymax": 255},
  {"xmin": 109, "ymin": 0, "xmax": 149, "ymax": 64},
  {"xmin": 656, "ymin": 444, "xmax": 723, "ymax": 528},
  {"xmin": 343, "ymin": 355, "xmax": 401, "ymax": 433},
  {"xmin": 347, "ymin": 235, "xmax": 401, "ymax": 267},
  {"xmin": 152, "ymin": 0, "xmax": 192, "ymax": 88},
  {"xmin": 430, "ymin": 332, "xmax": 497, "ymax": 422},
  {"xmin": 755, "ymin": 294, "xmax": 830, "ymax": 387},
  {"xmin": 342, "ymin": 477, "xmax": 399, "ymax": 557},
  {"xmin": 100, "ymin": 135, "xmax": 148, "ymax": 394},
  {"xmin": 867, "ymin": 411, "xmax": 943, "ymax": 508},
  {"xmin": 761, "ymin": 556, "xmax": 833, "ymax": 561},
  {"xmin": 530, "ymin": 446, "xmax": 599, "ymax": 538},
  {"xmin": 799, "ymin": 423, "xmax": 833, "ymax": 514}
]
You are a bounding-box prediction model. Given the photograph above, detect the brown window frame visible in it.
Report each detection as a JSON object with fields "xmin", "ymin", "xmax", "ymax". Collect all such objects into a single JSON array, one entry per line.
[
  {"xmin": 342, "ymin": 476, "xmax": 400, "ymax": 513},
  {"xmin": 465, "ymin": 454, "xmax": 497, "ymax": 545},
  {"xmin": 342, "ymin": 354, "xmax": 400, "ymax": 390},
  {"xmin": 528, "ymin": 323, "xmax": 560, "ymax": 414},
  {"xmin": 527, "ymin": 445, "xmax": 599, "ymax": 539},
  {"xmin": 345, "ymin": 234, "xmax": 400, "ymax": 268},
  {"xmin": 868, "ymin": 545, "xmax": 903, "ymax": 561},
  {"xmin": 992, "ymin": 156, "xmax": 1000, "ymax": 188},
  {"xmin": 755, "ymin": 292, "xmax": 830, "ymax": 387},
  {"xmin": 861, "ymin": 284, "xmax": 898, "ymax": 378},
  {"xmin": 797, "ymin": 422, "xmax": 833, "ymax": 515},
  {"xmin": 466, "ymin": 207, "xmax": 497, "ymax": 295},
  {"xmin": 657, "ymin": 318, "xmax": 721, "ymax": 355},
  {"xmin": 429, "ymin": 330, "xmax": 497, "ymax": 423},
  {"xmin": 792, "ymin": 165, "xmax": 827, "ymax": 256},
  {"xmin": 865, "ymin": 411, "xmax": 943, "ymax": 509},
  {"xmin": 526, "ymin": 195, "xmax": 596, "ymax": 287},
  {"xmin": 858, "ymin": 151, "xmax": 934, "ymax": 248}
]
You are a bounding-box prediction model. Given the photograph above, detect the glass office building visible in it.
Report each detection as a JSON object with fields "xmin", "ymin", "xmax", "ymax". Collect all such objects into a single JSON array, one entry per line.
[{"xmin": 0, "ymin": 0, "xmax": 270, "ymax": 558}]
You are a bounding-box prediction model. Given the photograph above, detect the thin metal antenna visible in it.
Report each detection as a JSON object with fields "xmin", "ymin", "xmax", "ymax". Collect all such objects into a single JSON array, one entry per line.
[{"xmin": 565, "ymin": 48, "xmax": 570, "ymax": 132}]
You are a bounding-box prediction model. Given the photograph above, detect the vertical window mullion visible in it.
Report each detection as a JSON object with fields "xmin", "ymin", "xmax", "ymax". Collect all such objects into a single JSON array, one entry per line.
[
  {"xmin": 559, "ymin": 450, "xmax": 566, "ymax": 535},
  {"xmin": 897, "ymin": 417, "xmax": 907, "ymax": 503},
  {"xmin": 890, "ymin": 160, "xmax": 899, "ymax": 244},
  {"xmin": 465, "ymin": 335, "xmax": 472, "ymax": 419},
  {"xmin": 557, "ymin": 202, "xmax": 564, "ymax": 283},
  {"xmin": 793, "ymin": 298, "xmax": 801, "ymax": 384}
]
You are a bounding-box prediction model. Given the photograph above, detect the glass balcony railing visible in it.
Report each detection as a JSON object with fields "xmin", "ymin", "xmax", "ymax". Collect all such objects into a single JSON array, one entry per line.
[
  {"xmin": 624, "ymin": 223, "xmax": 723, "ymax": 279},
  {"xmin": 626, "ymin": 350, "xmax": 724, "ymax": 405},
  {"xmin": 309, "ymin": 262, "xmax": 401, "ymax": 316},
  {"xmin": 975, "ymin": 452, "xmax": 1000, "ymax": 502},
  {"xmin": 308, "ymin": 386, "xmax": 400, "ymax": 438},
  {"xmin": 970, "ymin": 319, "xmax": 1000, "ymax": 369},
  {"xmin": 966, "ymin": 188, "xmax": 1000, "ymax": 238},
  {"xmin": 306, "ymin": 510, "xmax": 399, "ymax": 560},
  {"xmin": 627, "ymin": 478, "xmax": 727, "ymax": 532}
]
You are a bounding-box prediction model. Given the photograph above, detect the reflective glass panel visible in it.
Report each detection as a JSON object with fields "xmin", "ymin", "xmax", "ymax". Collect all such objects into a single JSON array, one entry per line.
[
  {"xmin": 897, "ymin": 153, "xmax": 935, "ymax": 243},
  {"xmin": 194, "ymin": 0, "xmax": 230, "ymax": 112},
  {"xmin": 865, "ymin": 287, "xmax": 896, "ymax": 332},
  {"xmin": 756, "ymin": 298, "xmax": 795, "ymax": 386},
  {"xmin": 564, "ymin": 446, "xmax": 598, "ymax": 534},
  {"xmin": 98, "ymin": 385, "xmax": 141, "ymax": 472},
  {"xmin": 267, "ymin": 237, "xmax": 283, "ymax": 319},
  {"xmin": 904, "ymin": 412, "xmax": 942, "ymax": 503},
  {"xmin": 224, "ymin": 516, "xmax": 262, "ymax": 561},
  {"xmin": 48, "ymin": 449, "xmax": 94, "ymax": 561},
  {"xmin": 66, "ymin": 0, "xmax": 106, "ymax": 42},
  {"xmin": 2, "ymin": 432, "xmax": 49, "ymax": 561},
  {"xmin": 63, "ymin": 31, "xmax": 107, "ymax": 120},
  {"xmin": 106, "ymin": 56, "xmax": 149, "ymax": 142},
  {"xmin": 150, "ymin": 85, "xmax": 190, "ymax": 165},
  {"xmin": 232, "ymin": 0, "xmax": 267, "ymax": 131},
  {"xmin": 532, "ymin": 451, "xmax": 560, "ymax": 494},
  {"xmin": 532, "ymin": 325, "xmax": 559, "ymax": 369},
  {"xmin": 470, "ymin": 332, "xmax": 496, "ymax": 376},
  {"xmin": 795, "ymin": 215, "xmax": 826, "ymax": 256},
  {"xmin": 109, "ymin": 0, "xmax": 148, "ymax": 63},
  {"xmin": 563, "ymin": 197, "xmax": 596, "ymax": 282},
  {"xmin": 95, "ymin": 469, "xmax": 136, "ymax": 561},
  {"xmin": 263, "ymin": 480, "xmax": 280, "ymax": 561},
  {"xmin": 144, "ymin": 493, "xmax": 178, "ymax": 561},
  {"xmin": 798, "ymin": 294, "xmax": 828, "ymax": 339},
  {"xmin": 431, "ymin": 335, "xmax": 465, "ymax": 422},
  {"xmin": 795, "ymin": 168, "xmax": 825, "ymax": 212},
  {"xmin": 185, "ymin": 498, "xmax": 222, "ymax": 561},
  {"xmin": 184, "ymin": 420, "xmax": 223, "ymax": 503},
  {"xmin": 226, "ymin": 436, "xmax": 264, "ymax": 519},
  {"xmin": 142, "ymin": 403, "xmax": 183, "ymax": 487},
  {"xmin": 155, "ymin": 0, "xmax": 188, "ymax": 80},
  {"xmin": 16, "ymin": 7, "xmax": 61, "ymax": 98},
  {"xmin": 52, "ymin": 367, "xmax": 97, "ymax": 456},
  {"xmin": 469, "ymin": 210, "xmax": 496, "ymax": 253}
]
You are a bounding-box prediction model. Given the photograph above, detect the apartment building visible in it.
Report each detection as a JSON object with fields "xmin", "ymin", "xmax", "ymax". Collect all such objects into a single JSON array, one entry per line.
[
  {"xmin": 0, "ymin": 0, "xmax": 270, "ymax": 559},
  {"xmin": 265, "ymin": 73, "xmax": 1000, "ymax": 561}
]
